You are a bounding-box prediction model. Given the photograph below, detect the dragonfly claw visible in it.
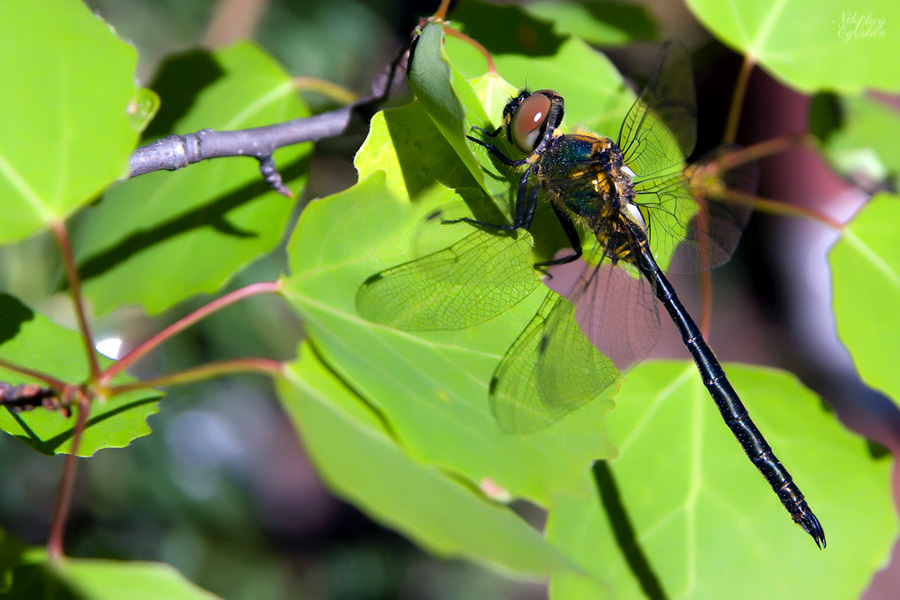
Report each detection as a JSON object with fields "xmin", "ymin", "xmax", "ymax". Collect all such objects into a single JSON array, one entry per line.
[{"xmin": 798, "ymin": 511, "xmax": 826, "ymax": 549}]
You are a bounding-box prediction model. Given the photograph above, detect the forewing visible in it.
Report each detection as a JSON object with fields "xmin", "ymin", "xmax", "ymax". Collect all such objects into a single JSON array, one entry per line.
[
  {"xmin": 356, "ymin": 228, "xmax": 539, "ymax": 330},
  {"xmin": 618, "ymin": 40, "xmax": 696, "ymax": 180},
  {"xmin": 620, "ymin": 43, "xmax": 753, "ymax": 275},
  {"xmin": 635, "ymin": 146, "xmax": 756, "ymax": 275}
]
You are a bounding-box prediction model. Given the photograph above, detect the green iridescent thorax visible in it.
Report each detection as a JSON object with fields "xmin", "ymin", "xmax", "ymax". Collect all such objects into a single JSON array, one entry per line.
[{"xmin": 533, "ymin": 133, "xmax": 636, "ymax": 222}]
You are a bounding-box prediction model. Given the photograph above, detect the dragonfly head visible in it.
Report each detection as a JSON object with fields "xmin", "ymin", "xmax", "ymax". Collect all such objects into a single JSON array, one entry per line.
[{"xmin": 502, "ymin": 89, "xmax": 565, "ymax": 154}]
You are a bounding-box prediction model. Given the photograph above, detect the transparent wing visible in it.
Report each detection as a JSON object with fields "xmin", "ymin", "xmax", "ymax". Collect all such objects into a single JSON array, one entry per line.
[
  {"xmin": 618, "ymin": 40, "xmax": 696, "ymax": 179},
  {"xmin": 618, "ymin": 42, "xmax": 753, "ymax": 274},
  {"xmin": 356, "ymin": 228, "xmax": 539, "ymax": 330},
  {"xmin": 667, "ymin": 145, "xmax": 757, "ymax": 273},
  {"xmin": 568, "ymin": 258, "xmax": 662, "ymax": 372},
  {"xmin": 633, "ymin": 145, "xmax": 756, "ymax": 275},
  {"xmin": 490, "ymin": 287, "xmax": 621, "ymax": 433}
]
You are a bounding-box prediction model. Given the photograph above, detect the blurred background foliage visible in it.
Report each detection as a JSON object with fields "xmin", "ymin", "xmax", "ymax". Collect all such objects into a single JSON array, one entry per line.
[{"xmin": 0, "ymin": 0, "xmax": 897, "ymax": 598}]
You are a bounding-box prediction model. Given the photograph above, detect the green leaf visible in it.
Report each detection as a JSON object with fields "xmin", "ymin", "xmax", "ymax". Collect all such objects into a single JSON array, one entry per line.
[
  {"xmin": 449, "ymin": 0, "xmax": 567, "ymax": 57},
  {"xmin": 354, "ymin": 102, "xmax": 481, "ymax": 202},
  {"xmin": 0, "ymin": 294, "xmax": 159, "ymax": 456},
  {"xmin": 810, "ymin": 94, "xmax": 900, "ymax": 190},
  {"xmin": 686, "ymin": 0, "xmax": 900, "ymax": 94},
  {"xmin": 523, "ymin": 1, "xmax": 659, "ymax": 45},
  {"xmin": 408, "ymin": 23, "xmax": 493, "ymax": 196},
  {"xmin": 0, "ymin": 1, "xmax": 141, "ymax": 244},
  {"xmin": 830, "ymin": 193, "xmax": 900, "ymax": 403},
  {"xmin": 128, "ymin": 88, "xmax": 162, "ymax": 135},
  {"xmin": 72, "ymin": 41, "xmax": 310, "ymax": 316},
  {"xmin": 4, "ymin": 549, "xmax": 219, "ymax": 600},
  {"xmin": 283, "ymin": 172, "xmax": 613, "ymax": 505},
  {"xmin": 547, "ymin": 362, "xmax": 895, "ymax": 599},
  {"xmin": 444, "ymin": 34, "xmax": 633, "ymax": 140},
  {"xmin": 276, "ymin": 342, "xmax": 582, "ymax": 575},
  {"xmin": 0, "ymin": 530, "xmax": 26, "ymax": 594}
]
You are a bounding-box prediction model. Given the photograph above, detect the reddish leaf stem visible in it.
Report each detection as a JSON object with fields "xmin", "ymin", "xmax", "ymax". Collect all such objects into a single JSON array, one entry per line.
[
  {"xmin": 100, "ymin": 281, "xmax": 282, "ymax": 385},
  {"xmin": 723, "ymin": 53, "xmax": 755, "ymax": 144},
  {"xmin": 0, "ymin": 358, "xmax": 68, "ymax": 390},
  {"xmin": 433, "ymin": 0, "xmax": 451, "ymax": 21},
  {"xmin": 721, "ymin": 189, "xmax": 845, "ymax": 230},
  {"xmin": 50, "ymin": 221, "xmax": 101, "ymax": 383},
  {"xmin": 47, "ymin": 389, "xmax": 91, "ymax": 561},
  {"xmin": 444, "ymin": 26, "xmax": 496, "ymax": 74},
  {"xmin": 738, "ymin": 133, "xmax": 814, "ymax": 164},
  {"xmin": 107, "ymin": 358, "xmax": 284, "ymax": 395}
]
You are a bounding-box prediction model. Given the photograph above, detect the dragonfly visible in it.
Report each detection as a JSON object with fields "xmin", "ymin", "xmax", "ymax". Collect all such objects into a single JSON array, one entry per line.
[{"xmin": 357, "ymin": 40, "xmax": 825, "ymax": 548}]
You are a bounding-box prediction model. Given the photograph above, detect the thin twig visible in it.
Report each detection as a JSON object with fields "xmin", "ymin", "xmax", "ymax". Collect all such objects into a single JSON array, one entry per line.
[
  {"xmin": 0, "ymin": 382, "xmax": 71, "ymax": 416},
  {"xmin": 127, "ymin": 44, "xmax": 410, "ymax": 193},
  {"xmin": 294, "ymin": 77, "xmax": 359, "ymax": 105},
  {"xmin": 100, "ymin": 281, "xmax": 282, "ymax": 385}
]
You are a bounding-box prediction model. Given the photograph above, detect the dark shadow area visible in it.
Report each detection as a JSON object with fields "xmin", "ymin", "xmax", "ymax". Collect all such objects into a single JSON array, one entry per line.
[
  {"xmin": 381, "ymin": 105, "xmax": 481, "ymax": 198},
  {"xmin": 142, "ymin": 50, "xmax": 225, "ymax": 142},
  {"xmin": 583, "ymin": 2, "xmax": 658, "ymax": 42},
  {"xmin": 807, "ymin": 93, "xmax": 844, "ymax": 144},
  {"xmin": 450, "ymin": 2, "xmax": 565, "ymax": 57},
  {"xmin": 452, "ymin": 186, "xmax": 517, "ymax": 229},
  {"xmin": 592, "ymin": 461, "xmax": 667, "ymax": 600},
  {"xmin": 2, "ymin": 562, "xmax": 84, "ymax": 599},
  {"xmin": 0, "ymin": 295, "xmax": 35, "ymax": 345},
  {"xmin": 0, "ymin": 529, "xmax": 27, "ymax": 593}
]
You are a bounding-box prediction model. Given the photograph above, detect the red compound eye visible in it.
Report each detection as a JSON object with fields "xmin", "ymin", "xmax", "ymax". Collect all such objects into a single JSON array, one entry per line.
[{"xmin": 510, "ymin": 92, "xmax": 551, "ymax": 152}]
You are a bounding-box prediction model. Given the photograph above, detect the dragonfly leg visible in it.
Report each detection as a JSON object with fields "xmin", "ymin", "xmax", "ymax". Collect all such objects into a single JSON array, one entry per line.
[
  {"xmin": 443, "ymin": 167, "xmax": 541, "ymax": 232},
  {"xmin": 471, "ymin": 125, "xmax": 503, "ymax": 138},
  {"xmin": 467, "ymin": 132, "xmax": 530, "ymax": 167},
  {"xmin": 534, "ymin": 202, "xmax": 584, "ymax": 269}
]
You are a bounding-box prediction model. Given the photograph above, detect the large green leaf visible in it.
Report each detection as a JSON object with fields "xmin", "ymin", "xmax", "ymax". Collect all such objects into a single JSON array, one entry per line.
[
  {"xmin": 523, "ymin": 1, "xmax": 658, "ymax": 45},
  {"xmin": 283, "ymin": 172, "xmax": 613, "ymax": 505},
  {"xmin": 810, "ymin": 94, "xmax": 900, "ymax": 191},
  {"xmin": 830, "ymin": 193, "xmax": 900, "ymax": 403},
  {"xmin": 4, "ymin": 549, "xmax": 218, "ymax": 600},
  {"xmin": 72, "ymin": 41, "xmax": 309, "ymax": 316},
  {"xmin": 0, "ymin": 1, "xmax": 141, "ymax": 244},
  {"xmin": 687, "ymin": 0, "xmax": 900, "ymax": 94},
  {"xmin": 355, "ymin": 102, "xmax": 481, "ymax": 202},
  {"xmin": 547, "ymin": 362, "xmax": 895, "ymax": 599},
  {"xmin": 0, "ymin": 294, "xmax": 159, "ymax": 457},
  {"xmin": 277, "ymin": 342, "xmax": 582, "ymax": 576}
]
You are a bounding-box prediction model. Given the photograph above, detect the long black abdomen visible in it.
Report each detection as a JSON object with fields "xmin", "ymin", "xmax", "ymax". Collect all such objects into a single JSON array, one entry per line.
[{"xmin": 634, "ymin": 246, "xmax": 826, "ymax": 549}]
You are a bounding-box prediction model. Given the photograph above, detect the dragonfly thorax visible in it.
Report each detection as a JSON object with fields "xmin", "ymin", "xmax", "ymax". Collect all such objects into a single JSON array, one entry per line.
[{"xmin": 534, "ymin": 133, "xmax": 637, "ymax": 228}]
